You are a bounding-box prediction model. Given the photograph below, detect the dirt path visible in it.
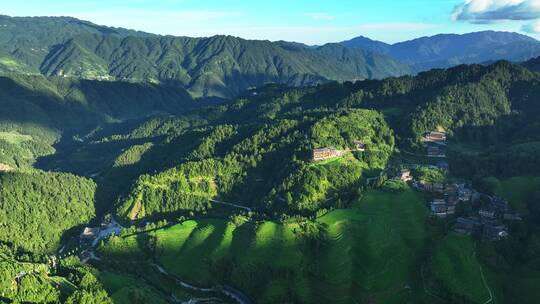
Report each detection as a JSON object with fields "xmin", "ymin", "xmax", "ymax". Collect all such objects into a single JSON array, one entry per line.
[{"xmin": 210, "ymin": 199, "xmax": 252, "ymax": 212}]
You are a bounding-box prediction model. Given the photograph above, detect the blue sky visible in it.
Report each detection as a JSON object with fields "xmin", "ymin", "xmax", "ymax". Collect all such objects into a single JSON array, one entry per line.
[{"xmin": 3, "ymin": 0, "xmax": 540, "ymax": 44}]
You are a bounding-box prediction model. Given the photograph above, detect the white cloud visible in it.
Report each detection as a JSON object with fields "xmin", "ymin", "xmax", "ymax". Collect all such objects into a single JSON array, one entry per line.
[
  {"xmin": 304, "ymin": 13, "xmax": 336, "ymax": 21},
  {"xmin": 452, "ymin": 0, "xmax": 540, "ymax": 22},
  {"xmin": 522, "ymin": 20, "xmax": 540, "ymax": 32}
]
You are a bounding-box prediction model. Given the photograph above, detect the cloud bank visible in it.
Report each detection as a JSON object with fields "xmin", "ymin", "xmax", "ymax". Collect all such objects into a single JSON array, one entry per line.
[
  {"xmin": 452, "ymin": 0, "xmax": 540, "ymax": 22},
  {"xmin": 522, "ymin": 20, "xmax": 540, "ymax": 32}
]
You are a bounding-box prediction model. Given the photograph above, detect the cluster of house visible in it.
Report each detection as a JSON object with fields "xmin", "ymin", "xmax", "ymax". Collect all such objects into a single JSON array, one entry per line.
[
  {"xmin": 80, "ymin": 218, "xmax": 122, "ymax": 247},
  {"xmin": 398, "ymin": 166, "xmax": 518, "ymax": 241},
  {"xmin": 423, "ymin": 181, "xmax": 520, "ymax": 241},
  {"xmin": 453, "ymin": 195, "xmax": 521, "ymax": 241},
  {"xmin": 424, "ymin": 131, "xmax": 447, "ymax": 158},
  {"xmin": 311, "ymin": 141, "xmax": 366, "ymax": 161},
  {"xmin": 425, "ymin": 183, "xmax": 475, "ymax": 218}
]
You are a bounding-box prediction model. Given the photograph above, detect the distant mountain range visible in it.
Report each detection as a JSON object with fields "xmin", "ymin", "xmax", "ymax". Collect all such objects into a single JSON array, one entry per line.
[
  {"xmin": 341, "ymin": 31, "xmax": 540, "ymax": 72},
  {"xmin": 523, "ymin": 56, "xmax": 540, "ymax": 72},
  {"xmin": 0, "ymin": 15, "xmax": 409, "ymax": 98},
  {"xmin": 1, "ymin": 15, "xmax": 540, "ymax": 99}
]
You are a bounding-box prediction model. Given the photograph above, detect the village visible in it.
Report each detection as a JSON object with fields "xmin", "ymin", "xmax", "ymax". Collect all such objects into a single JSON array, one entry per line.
[
  {"xmin": 309, "ymin": 131, "xmax": 520, "ymax": 242},
  {"xmin": 399, "ymin": 131, "xmax": 520, "ymax": 241}
]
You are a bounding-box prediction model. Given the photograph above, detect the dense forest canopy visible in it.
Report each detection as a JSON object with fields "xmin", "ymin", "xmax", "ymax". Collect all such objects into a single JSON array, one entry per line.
[
  {"xmin": 0, "ymin": 15, "xmax": 410, "ymax": 98},
  {"xmin": 0, "ymin": 170, "xmax": 96, "ymax": 254}
]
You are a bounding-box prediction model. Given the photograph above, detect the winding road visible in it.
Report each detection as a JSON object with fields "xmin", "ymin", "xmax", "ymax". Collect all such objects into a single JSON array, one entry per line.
[{"xmin": 152, "ymin": 263, "xmax": 252, "ymax": 304}]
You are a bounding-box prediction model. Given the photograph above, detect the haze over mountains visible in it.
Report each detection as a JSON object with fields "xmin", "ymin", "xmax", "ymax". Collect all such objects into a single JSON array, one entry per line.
[
  {"xmin": 341, "ymin": 31, "xmax": 540, "ymax": 72},
  {"xmin": 1, "ymin": 15, "xmax": 540, "ymax": 99}
]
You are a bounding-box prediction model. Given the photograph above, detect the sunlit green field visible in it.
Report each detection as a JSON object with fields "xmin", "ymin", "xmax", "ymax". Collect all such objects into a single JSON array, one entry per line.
[
  {"xmin": 96, "ymin": 183, "xmax": 540, "ymax": 304},
  {"xmin": 100, "ymin": 187, "xmax": 437, "ymax": 303}
]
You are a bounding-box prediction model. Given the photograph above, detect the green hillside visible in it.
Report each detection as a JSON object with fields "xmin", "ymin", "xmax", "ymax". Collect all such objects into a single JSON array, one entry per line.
[
  {"xmin": 0, "ymin": 170, "xmax": 96, "ymax": 253},
  {"xmin": 100, "ymin": 187, "xmax": 432, "ymax": 303},
  {"xmin": 0, "ymin": 15, "xmax": 410, "ymax": 98},
  {"xmin": 115, "ymin": 108, "xmax": 394, "ymax": 222},
  {"xmin": 2, "ymin": 55, "xmax": 540, "ymax": 303}
]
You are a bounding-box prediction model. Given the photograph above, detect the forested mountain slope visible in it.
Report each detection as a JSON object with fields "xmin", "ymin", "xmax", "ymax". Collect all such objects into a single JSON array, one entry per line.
[
  {"xmin": 66, "ymin": 60, "xmax": 537, "ymax": 222},
  {"xmin": 0, "ymin": 171, "xmax": 96, "ymax": 253},
  {"xmin": 0, "ymin": 73, "xmax": 202, "ymax": 169},
  {"xmin": 0, "ymin": 15, "xmax": 409, "ymax": 98},
  {"xmin": 2, "ymin": 58, "xmax": 540, "ymax": 303},
  {"xmin": 342, "ymin": 31, "xmax": 540, "ymax": 72},
  {"xmin": 523, "ymin": 56, "xmax": 540, "ymax": 72}
]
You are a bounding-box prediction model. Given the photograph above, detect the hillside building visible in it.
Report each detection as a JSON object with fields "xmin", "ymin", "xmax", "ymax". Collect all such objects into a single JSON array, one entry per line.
[
  {"xmin": 490, "ymin": 196, "xmax": 510, "ymax": 213},
  {"xmin": 479, "ymin": 209, "xmax": 496, "ymax": 219},
  {"xmin": 312, "ymin": 148, "xmax": 344, "ymax": 161},
  {"xmin": 354, "ymin": 141, "xmax": 366, "ymax": 152},
  {"xmin": 423, "ymin": 131, "xmax": 447, "ymax": 144},
  {"xmin": 453, "ymin": 216, "xmax": 482, "ymax": 235},
  {"xmin": 457, "ymin": 184, "xmax": 474, "ymax": 202},
  {"xmin": 483, "ymin": 224, "xmax": 508, "ymax": 240},
  {"xmin": 81, "ymin": 227, "xmax": 99, "ymax": 239},
  {"xmin": 431, "ymin": 199, "xmax": 448, "ymax": 218},
  {"xmin": 398, "ymin": 169, "xmax": 413, "ymax": 182}
]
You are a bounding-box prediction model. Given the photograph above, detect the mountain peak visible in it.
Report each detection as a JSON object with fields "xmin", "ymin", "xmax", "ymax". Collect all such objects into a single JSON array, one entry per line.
[{"xmin": 341, "ymin": 30, "xmax": 540, "ymax": 72}]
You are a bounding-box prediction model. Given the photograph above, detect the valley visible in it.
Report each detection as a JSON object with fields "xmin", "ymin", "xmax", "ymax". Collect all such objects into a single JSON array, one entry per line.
[{"xmin": 1, "ymin": 10, "xmax": 540, "ymax": 304}]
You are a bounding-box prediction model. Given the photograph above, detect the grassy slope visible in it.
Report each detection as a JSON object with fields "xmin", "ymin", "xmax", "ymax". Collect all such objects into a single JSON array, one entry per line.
[
  {"xmin": 101, "ymin": 187, "xmax": 432, "ymax": 303},
  {"xmin": 430, "ymin": 234, "xmax": 491, "ymax": 303},
  {"xmin": 98, "ymin": 271, "xmax": 171, "ymax": 304},
  {"xmin": 495, "ymin": 176, "xmax": 540, "ymax": 216}
]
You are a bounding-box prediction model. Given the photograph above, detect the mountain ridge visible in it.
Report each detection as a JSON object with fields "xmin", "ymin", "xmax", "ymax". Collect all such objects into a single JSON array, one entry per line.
[
  {"xmin": 0, "ymin": 15, "xmax": 409, "ymax": 98},
  {"xmin": 341, "ymin": 30, "xmax": 540, "ymax": 72}
]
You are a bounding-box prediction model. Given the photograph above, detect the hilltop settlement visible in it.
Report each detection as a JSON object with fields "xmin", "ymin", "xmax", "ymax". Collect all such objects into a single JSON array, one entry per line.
[{"xmin": 310, "ymin": 130, "xmax": 520, "ymax": 242}]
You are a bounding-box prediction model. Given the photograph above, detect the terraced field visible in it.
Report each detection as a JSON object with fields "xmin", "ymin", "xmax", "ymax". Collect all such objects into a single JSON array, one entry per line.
[
  {"xmin": 429, "ymin": 234, "xmax": 492, "ymax": 303},
  {"xmin": 100, "ymin": 187, "xmax": 436, "ymax": 303},
  {"xmin": 313, "ymin": 189, "xmax": 432, "ymax": 303}
]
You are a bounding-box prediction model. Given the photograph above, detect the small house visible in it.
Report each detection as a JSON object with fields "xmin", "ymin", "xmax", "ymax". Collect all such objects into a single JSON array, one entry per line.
[
  {"xmin": 483, "ymin": 224, "xmax": 508, "ymax": 240},
  {"xmin": 479, "ymin": 209, "xmax": 496, "ymax": 219},
  {"xmin": 423, "ymin": 131, "xmax": 447, "ymax": 144},
  {"xmin": 354, "ymin": 141, "xmax": 366, "ymax": 152},
  {"xmin": 433, "ymin": 183, "xmax": 444, "ymax": 194},
  {"xmin": 458, "ymin": 187, "xmax": 473, "ymax": 202},
  {"xmin": 80, "ymin": 227, "xmax": 100, "ymax": 240},
  {"xmin": 444, "ymin": 184, "xmax": 458, "ymax": 196},
  {"xmin": 453, "ymin": 216, "xmax": 482, "ymax": 234},
  {"xmin": 490, "ymin": 197, "xmax": 509, "ymax": 213},
  {"xmin": 398, "ymin": 169, "xmax": 413, "ymax": 182},
  {"xmin": 431, "ymin": 199, "xmax": 448, "ymax": 218},
  {"xmin": 419, "ymin": 181, "xmax": 432, "ymax": 192}
]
